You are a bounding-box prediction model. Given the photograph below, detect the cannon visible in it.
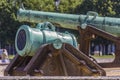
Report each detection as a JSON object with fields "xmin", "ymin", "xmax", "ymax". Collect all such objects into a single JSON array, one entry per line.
[
  {"xmin": 4, "ymin": 8, "xmax": 120, "ymax": 76},
  {"xmin": 4, "ymin": 21, "xmax": 105, "ymax": 76},
  {"xmin": 17, "ymin": 9, "xmax": 120, "ymax": 36},
  {"xmin": 5, "ymin": 8, "xmax": 120, "ymax": 76},
  {"xmin": 16, "ymin": 9, "xmax": 120, "ymax": 68},
  {"xmin": 15, "ymin": 22, "xmax": 78, "ymax": 56}
]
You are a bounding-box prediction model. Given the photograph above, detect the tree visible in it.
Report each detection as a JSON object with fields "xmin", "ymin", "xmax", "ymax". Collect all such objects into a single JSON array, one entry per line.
[
  {"xmin": 74, "ymin": 0, "xmax": 97, "ymax": 14},
  {"xmin": 59, "ymin": 0, "xmax": 83, "ymax": 13},
  {"xmin": 22, "ymin": 0, "xmax": 55, "ymax": 11},
  {"xmin": 0, "ymin": 0, "xmax": 19, "ymax": 47},
  {"xmin": 111, "ymin": 0, "xmax": 120, "ymax": 17},
  {"xmin": 96, "ymin": 0, "xmax": 115, "ymax": 16},
  {"xmin": 75, "ymin": 0, "xmax": 116, "ymax": 16}
]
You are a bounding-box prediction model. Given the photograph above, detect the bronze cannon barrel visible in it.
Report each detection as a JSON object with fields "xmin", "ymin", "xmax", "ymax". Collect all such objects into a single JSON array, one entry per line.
[
  {"xmin": 17, "ymin": 9, "xmax": 120, "ymax": 36},
  {"xmin": 15, "ymin": 22, "xmax": 78, "ymax": 56}
]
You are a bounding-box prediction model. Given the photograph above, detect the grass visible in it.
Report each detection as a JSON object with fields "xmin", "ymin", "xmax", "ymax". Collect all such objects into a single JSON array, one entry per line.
[
  {"xmin": 92, "ymin": 55, "xmax": 115, "ymax": 59},
  {"xmin": 8, "ymin": 55, "xmax": 15, "ymax": 59}
]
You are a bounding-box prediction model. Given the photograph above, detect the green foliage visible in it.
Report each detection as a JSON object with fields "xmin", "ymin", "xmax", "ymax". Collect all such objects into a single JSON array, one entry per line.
[
  {"xmin": 96, "ymin": 0, "xmax": 115, "ymax": 16},
  {"xmin": 74, "ymin": 0, "xmax": 97, "ymax": 14},
  {"xmin": 74, "ymin": 0, "xmax": 119, "ymax": 17},
  {"xmin": 112, "ymin": 0, "xmax": 120, "ymax": 17},
  {"xmin": 23, "ymin": 0, "xmax": 55, "ymax": 11},
  {"xmin": 59, "ymin": 0, "xmax": 83, "ymax": 13},
  {"xmin": 0, "ymin": 0, "xmax": 18, "ymax": 45}
]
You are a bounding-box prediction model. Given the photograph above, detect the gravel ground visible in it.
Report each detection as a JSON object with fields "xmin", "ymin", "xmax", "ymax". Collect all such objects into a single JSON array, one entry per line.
[
  {"xmin": 0, "ymin": 64, "xmax": 120, "ymax": 76},
  {"xmin": 95, "ymin": 58, "xmax": 120, "ymax": 76},
  {"xmin": 104, "ymin": 67, "xmax": 120, "ymax": 76}
]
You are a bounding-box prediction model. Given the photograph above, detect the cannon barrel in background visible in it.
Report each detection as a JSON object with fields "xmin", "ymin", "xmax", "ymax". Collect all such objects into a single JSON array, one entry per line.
[
  {"xmin": 17, "ymin": 9, "xmax": 120, "ymax": 36},
  {"xmin": 17, "ymin": 8, "xmax": 80, "ymax": 30},
  {"xmin": 15, "ymin": 22, "xmax": 78, "ymax": 56}
]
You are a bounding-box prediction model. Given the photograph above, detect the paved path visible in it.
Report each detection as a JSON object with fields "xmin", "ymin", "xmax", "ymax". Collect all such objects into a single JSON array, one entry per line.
[
  {"xmin": 0, "ymin": 65, "xmax": 7, "ymax": 76},
  {"xmin": 104, "ymin": 67, "xmax": 120, "ymax": 76}
]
